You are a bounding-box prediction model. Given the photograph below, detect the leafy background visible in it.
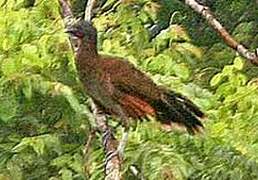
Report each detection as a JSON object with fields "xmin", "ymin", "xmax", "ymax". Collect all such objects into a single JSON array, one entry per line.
[{"xmin": 0, "ymin": 0, "xmax": 258, "ymax": 179}]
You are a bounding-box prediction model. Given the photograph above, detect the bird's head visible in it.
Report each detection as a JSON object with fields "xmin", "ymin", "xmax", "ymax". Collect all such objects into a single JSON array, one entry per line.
[{"xmin": 65, "ymin": 19, "xmax": 97, "ymax": 52}]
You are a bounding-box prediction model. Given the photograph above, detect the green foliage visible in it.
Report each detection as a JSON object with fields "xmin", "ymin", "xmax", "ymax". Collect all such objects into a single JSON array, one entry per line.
[{"xmin": 0, "ymin": 0, "xmax": 258, "ymax": 179}]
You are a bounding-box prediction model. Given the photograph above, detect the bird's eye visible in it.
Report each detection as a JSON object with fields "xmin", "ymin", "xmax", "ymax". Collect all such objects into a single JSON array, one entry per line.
[
  {"xmin": 74, "ymin": 42, "xmax": 79, "ymax": 49},
  {"xmin": 71, "ymin": 36, "xmax": 80, "ymax": 51}
]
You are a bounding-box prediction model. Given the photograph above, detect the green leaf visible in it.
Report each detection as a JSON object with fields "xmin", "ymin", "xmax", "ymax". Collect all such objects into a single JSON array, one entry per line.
[
  {"xmin": 233, "ymin": 57, "xmax": 244, "ymax": 70},
  {"xmin": 102, "ymin": 39, "xmax": 112, "ymax": 53},
  {"xmin": 69, "ymin": 153, "xmax": 83, "ymax": 173},
  {"xmin": 222, "ymin": 65, "xmax": 234, "ymax": 75},
  {"xmin": 12, "ymin": 134, "xmax": 60, "ymax": 156},
  {"xmin": 177, "ymin": 42, "xmax": 203, "ymax": 59},
  {"xmin": 6, "ymin": 156, "xmax": 23, "ymax": 180},
  {"xmin": 12, "ymin": 137, "xmax": 45, "ymax": 155},
  {"xmin": 22, "ymin": 79, "xmax": 33, "ymax": 99},
  {"xmin": 2, "ymin": 38, "xmax": 10, "ymax": 51},
  {"xmin": 51, "ymin": 154, "xmax": 73, "ymax": 168},
  {"xmin": 60, "ymin": 168, "xmax": 73, "ymax": 180},
  {"xmin": 0, "ymin": 82, "xmax": 18, "ymax": 122},
  {"xmin": 174, "ymin": 63, "xmax": 190, "ymax": 80},
  {"xmin": 210, "ymin": 73, "xmax": 224, "ymax": 87},
  {"xmin": 1, "ymin": 58, "xmax": 20, "ymax": 75}
]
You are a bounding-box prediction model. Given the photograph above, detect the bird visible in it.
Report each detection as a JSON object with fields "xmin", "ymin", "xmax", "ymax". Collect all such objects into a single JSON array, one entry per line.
[{"xmin": 65, "ymin": 19, "xmax": 205, "ymax": 135}]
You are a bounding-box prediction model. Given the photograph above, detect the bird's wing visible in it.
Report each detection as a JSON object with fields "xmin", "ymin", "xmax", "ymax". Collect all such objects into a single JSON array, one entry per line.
[
  {"xmin": 99, "ymin": 57, "xmax": 204, "ymax": 134},
  {"xmin": 100, "ymin": 57, "xmax": 163, "ymax": 102},
  {"xmin": 79, "ymin": 67, "xmax": 130, "ymax": 120}
]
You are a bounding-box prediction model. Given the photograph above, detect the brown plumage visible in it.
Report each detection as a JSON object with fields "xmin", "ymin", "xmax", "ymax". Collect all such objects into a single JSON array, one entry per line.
[{"xmin": 66, "ymin": 20, "xmax": 205, "ymax": 134}]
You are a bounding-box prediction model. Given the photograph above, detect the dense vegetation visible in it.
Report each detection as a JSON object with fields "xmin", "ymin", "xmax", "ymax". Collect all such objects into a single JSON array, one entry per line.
[{"xmin": 0, "ymin": 0, "xmax": 258, "ymax": 179}]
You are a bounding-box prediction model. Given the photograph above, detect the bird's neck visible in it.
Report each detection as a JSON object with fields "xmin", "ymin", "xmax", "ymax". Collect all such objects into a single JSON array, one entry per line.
[{"xmin": 76, "ymin": 41, "xmax": 98, "ymax": 62}]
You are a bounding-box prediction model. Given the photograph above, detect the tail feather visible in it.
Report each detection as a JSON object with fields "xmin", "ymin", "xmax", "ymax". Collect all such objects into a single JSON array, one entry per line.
[
  {"xmin": 152, "ymin": 91, "xmax": 204, "ymax": 134},
  {"xmin": 168, "ymin": 91, "xmax": 205, "ymax": 118}
]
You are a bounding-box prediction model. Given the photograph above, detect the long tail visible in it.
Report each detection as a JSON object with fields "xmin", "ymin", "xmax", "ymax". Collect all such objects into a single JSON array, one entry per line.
[{"xmin": 152, "ymin": 91, "xmax": 205, "ymax": 134}]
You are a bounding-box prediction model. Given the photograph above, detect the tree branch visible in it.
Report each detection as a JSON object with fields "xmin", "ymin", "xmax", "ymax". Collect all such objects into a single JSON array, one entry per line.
[
  {"xmin": 84, "ymin": 0, "xmax": 95, "ymax": 22},
  {"xmin": 91, "ymin": 102, "xmax": 122, "ymax": 180},
  {"xmin": 58, "ymin": 0, "xmax": 123, "ymax": 179},
  {"xmin": 58, "ymin": 0, "xmax": 74, "ymax": 20},
  {"xmin": 182, "ymin": 0, "xmax": 258, "ymax": 65}
]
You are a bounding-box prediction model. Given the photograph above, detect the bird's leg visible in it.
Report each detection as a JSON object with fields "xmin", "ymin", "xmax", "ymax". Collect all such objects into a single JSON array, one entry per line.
[
  {"xmin": 117, "ymin": 126, "xmax": 129, "ymax": 158},
  {"xmin": 105, "ymin": 105, "xmax": 130, "ymax": 161},
  {"xmin": 116, "ymin": 109, "xmax": 130, "ymax": 159}
]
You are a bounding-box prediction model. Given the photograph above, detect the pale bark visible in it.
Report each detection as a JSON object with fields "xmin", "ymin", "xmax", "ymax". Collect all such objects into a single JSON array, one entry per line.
[{"xmin": 183, "ymin": 0, "xmax": 258, "ymax": 65}]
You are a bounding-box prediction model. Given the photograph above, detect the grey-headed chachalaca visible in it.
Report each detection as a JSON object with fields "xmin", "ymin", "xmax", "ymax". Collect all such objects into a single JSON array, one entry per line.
[{"xmin": 66, "ymin": 20, "xmax": 204, "ymax": 135}]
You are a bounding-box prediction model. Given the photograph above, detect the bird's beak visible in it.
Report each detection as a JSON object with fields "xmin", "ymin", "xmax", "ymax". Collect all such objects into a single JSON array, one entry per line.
[{"xmin": 64, "ymin": 27, "xmax": 82, "ymax": 53}]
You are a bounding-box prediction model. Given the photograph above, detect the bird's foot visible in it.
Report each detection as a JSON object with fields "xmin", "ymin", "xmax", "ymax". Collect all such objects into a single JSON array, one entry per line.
[{"xmin": 117, "ymin": 130, "xmax": 128, "ymax": 158}]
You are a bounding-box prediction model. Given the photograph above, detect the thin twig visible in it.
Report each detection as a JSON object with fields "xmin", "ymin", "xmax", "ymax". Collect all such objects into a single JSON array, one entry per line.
[
  {"xmin": 58, "ymin": 0, "xmax": 74, "ymax": 19},
  {"xmin": 83, "ymin": 128, "xmax": 97, "ymax": 155},
  {"xmin": 58, "ymin": 0, "xmax": 76, "ymax": 52},
  {"xmin": 84, "ymin": 0, "xmax": 96, "ymax": 22},
  {"xmin": 183, "ymin": 0, "xmax": 258, "ymax": 65},
  {"xmin": 129, "ymin": 165, "xmax": 145, "ymax": 180}
]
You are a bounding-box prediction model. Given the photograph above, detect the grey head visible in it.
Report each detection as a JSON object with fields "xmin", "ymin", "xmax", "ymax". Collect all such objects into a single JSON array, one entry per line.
[{"xmin": 65, "ymin": 19, "xmax": 97, "ymax": 52}]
